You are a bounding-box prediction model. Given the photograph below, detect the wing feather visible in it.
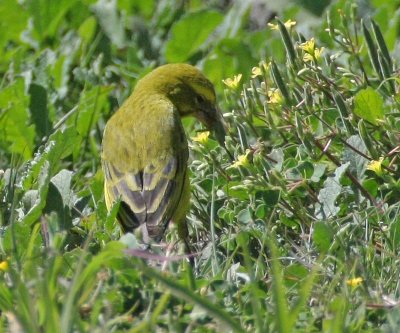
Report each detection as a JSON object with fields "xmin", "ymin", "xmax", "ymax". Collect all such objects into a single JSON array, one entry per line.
[{"xmin": 102, "ymin": 141, "xmax": 188, "ymax": 241}]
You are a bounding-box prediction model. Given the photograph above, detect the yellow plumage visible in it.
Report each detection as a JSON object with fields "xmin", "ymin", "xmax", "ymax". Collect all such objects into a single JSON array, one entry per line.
[{"xmin": 101, "ymin": 64, "xmax": 226, "ymax": 243}]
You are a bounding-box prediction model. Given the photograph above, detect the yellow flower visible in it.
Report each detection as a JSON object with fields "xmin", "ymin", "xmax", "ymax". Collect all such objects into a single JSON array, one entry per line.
[
  {"xmin": 0, "ymin": 261, "xmax": 9, "ymax": 271},
  {"xmin": 303, "ymin": 48, "xmax": 324, "ymax": 62},
  {"xmin": 346, "ymin": 277, "xmax": 363, "ymax": 287},
  {"xmin": 251, "ymin": 66, "xmax": 263, "ymax": 78},
  {"xmin": 299, "ymin": 38, "xmax": 316, "ymax": 54},
  {"xmin": 268, "ymin": 19, "xmax": 297, "ymax": 31},
  {"xmin": 300, "ymin": 38, "xmax": 324, "ymax": 62},
  {"xmin": 222, "ymin": 74, "xmax": 242, "ymax": 89},
  {"xmin": 229, "ymin": 150, "xmax": 251, "ymax": 168},
  {"xmin": 314, "ymin": 47, "xmax": 324, "ymax": 60},
  {"xmin": 268, "ymin": 89, "xmax": 283, "ymax": 104},
  {"xmin": 284, "ymin": 19, "xmax": 297, "ymax": 29},
  {"xmin": 251, "ymin": 62, "xmax": 270, "ymax": 78},
  {"xmin": 366, "ymin": 157, "xmax": 384, "ymax": 176},
  {"xmin": 192, "ymin": 131, "xmax": 210, "ymax": 144}
]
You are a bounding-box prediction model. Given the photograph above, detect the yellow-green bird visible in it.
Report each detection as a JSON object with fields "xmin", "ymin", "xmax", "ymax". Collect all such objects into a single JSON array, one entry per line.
[{"xmin": 101, "ymin": 63, "xmax": 226, "ymax": 244}]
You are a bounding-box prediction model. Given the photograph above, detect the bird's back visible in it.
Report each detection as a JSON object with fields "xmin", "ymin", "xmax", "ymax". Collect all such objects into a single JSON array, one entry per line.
[{"xmin": 102, "ymin": 89, "xmax": 189, "ymax": 240}]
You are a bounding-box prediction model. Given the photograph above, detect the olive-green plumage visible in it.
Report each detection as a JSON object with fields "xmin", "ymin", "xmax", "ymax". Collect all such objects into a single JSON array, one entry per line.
[{"xmin": 101, "ymin": 64, "xmax": 225, "ymax": 243}]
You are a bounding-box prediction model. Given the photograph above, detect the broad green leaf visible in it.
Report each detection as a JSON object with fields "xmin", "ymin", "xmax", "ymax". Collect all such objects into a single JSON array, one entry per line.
[
  {"xmin": 237, "ymin": 208, "xmax": 252, "ymax": 224},
  {"xmin": 0, "ymin": 79, "xmax": 35, "ymax": 159},
  {"xmin": 284, "ymin": 263, "xmax": 309, "ymax": 288},
  {"xmin": 313, "ymin": 221, "xmax": 334, "ymax": 253},
  {"xmin": 22, "ymin": 127, "xmax": 80, "ymax": 190},
  {"xmin": 353, "ymin": 87, "xmax": 384, "ymax": 125},
  {"xmin": 260, "ymin": 190, "xmax": 280, "ymax": 206},
  {"xmin": 343, "ymin": 135, "xmax": 368, "ymax": 179},
  {"xmin": 29, "ymin": 83, "xmax": 51, "ymax": 140},
  {"xmin": 286, "ymin": 161, "xmax": 314, "ymax": 180},
  {"xmin": 0, "ymin": 0, "xmax": 29, "ymax": 50},
  {"xmin": 362, "ymin": 178, "xmax": 378, "ymax": 197},
  {"xmin": 316, "ymin": 163, "xmax": 349, "ymax": 219},
  {"xmin": 43, "ymin": 170, "xmax": 75, "ymax": 231},
  {"xmin": 21, "ymin": 161, "xmax": 52, "ymax": 226},
  {"xmin": 78, "ymin": 16, "xmax": 97, "ymax": 45},
  {"xmin": 165, "ymin": 10, "xmax": 223, "ymax": 63},
  {"xmin": 28, "ymin": 0, "xmax": 79, "ymax": 40},
  {"xmin": 71, "ymin": 86, "xmax": 112, "ymax": 139},
  {"xmin": 310, "ymin": 163, "xmax": 327, "ymax": 182}
]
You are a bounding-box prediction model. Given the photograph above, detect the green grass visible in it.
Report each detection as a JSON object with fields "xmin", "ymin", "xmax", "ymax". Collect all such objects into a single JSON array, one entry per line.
[{"xmin": 1, "ymin": 0, "xmax": 400, "ymax": 332}]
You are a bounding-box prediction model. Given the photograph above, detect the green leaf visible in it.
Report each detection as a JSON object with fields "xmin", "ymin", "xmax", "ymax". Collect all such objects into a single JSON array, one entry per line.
[
  {"xmin": 0, "ymin": 0, "xmax": 29, "ymax": 50},
  {"xmin": 28, "ymin": 0, "xmax": 79, "ymax": 40},
  {"xmin": 316, "ymin": 163, "xmax": 349, "ymax": 219},
  {"xmin": 286, "ymin": 161, "xmax": 314, "ymax": 181},
  {"xmin": 70, "ymin": 86, "xmax": 112, "ymax": 140},
  {"xmin": 21, "ymin": 161, "xmax": 52, "ymax": 226},
  {"xmin": 78, "ymin": 16, "xmax": 97, "ymax": 45},
  {"xmin": 342, "ymin": 135, "xmax": 368, "ymax": 179},
  {"xmin": 237, "ymin": 208, "xmax": 252, "ymax": 224},
  {"xmin": 362, "ymin": 178, "xmax": 378, "ymax": 197},
  {"xmin": 165, "ymin": 10, "xmax": 223, "ymax": 63},
  {"xmin": 42, "ymin": 170, "xmax": 75, "ymax": 231},
  {"xmin": 353, "ymin": 87, "xmax": 384, "ymax": 125},
  {"xmin": 261, "ymin": 190, "xmax": 280, "ymax": 206},
  {"xmin": 284, "ymin": 263, "xmax": 309, "ymax": 288},
  {"xmin": 310, "ymin": 163, "xmax": 327, "ymax": 182},
  {"xmin": 29, "ymin": 83, "xmax": 51, "ymax": 140},
  {"xmin": 313, "ymin": 221, "xmax": 334, "ymax": 253},
  {"xmin": 0, "ymin": 79, "xmax": 36, "ymax": 159}
]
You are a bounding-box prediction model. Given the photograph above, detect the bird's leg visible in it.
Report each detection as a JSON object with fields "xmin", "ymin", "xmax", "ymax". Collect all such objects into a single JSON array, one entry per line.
[{"xmin": 178, "ymin": 219, "xmax": 195, "ymax": 267}]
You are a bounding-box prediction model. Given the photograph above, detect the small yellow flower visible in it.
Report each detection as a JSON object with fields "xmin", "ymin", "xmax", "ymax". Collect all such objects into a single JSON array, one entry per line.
[
  {"xmin": 346, "ymin": 277, "xmax": 363, "ymax": 287},
  {"xmin": 222, "ymin": 74, "xmax": 242, "ymax": 89},
  {"xmin": 0, "ymin": 261, "xmax": 9, "ymax": 271},
  {"xmin": 268, "ymin": 88, "xmax": 283, "ymax": 104},
  {"xmin": 229, "ymin": 150, "xmax": 251, "ymax": 168},
  {"xmin": 268, "ymin": 19, "xmax": 297, "ymax": 31},
  {"xmin": 366, "ymin": 157, "xmax": 384, "ymax": 176},
  {"xmin": 300, "ymin": 38, "xmax": 324, "ymax": 62},
  {"xmin": 284, "ymin": 19, "xmax": 297, "ymax": 29},
  {"xmin": 192, "ymin": 131, "xmax": 210, "ymax": 144},
  {"xmin": 251, "ymin": 62, "xmax": 270, "ymax": 78},
  {"xmin": 251, "ymin": 66, "xmax": 263, "ymax": 78},
  {"xmin": 299, "ymin": 38, "xmax": 316, "ymax": 54},
  {"xmin": 303, "ymin": 47, "xmax": 324, "ymax": 62},
  {"xmin": 314, "ymin": 47, "xmax": 324, "ymax": 59}
]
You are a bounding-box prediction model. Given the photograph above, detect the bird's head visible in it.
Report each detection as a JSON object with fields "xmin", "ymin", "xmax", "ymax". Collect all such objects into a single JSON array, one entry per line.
[{"xmin": 137, "ymin": 63, "xmax": 227, "ymax": 147}]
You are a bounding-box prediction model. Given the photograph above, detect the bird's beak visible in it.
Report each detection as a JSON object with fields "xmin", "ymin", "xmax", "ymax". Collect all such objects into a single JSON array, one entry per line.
[
  {"xmin": 200, "ymin": 107, "xmax": 233, "ymax": 160},
  {"xmin": 211, "ymin": 109, "xmax": 227, "ymax": 147}
]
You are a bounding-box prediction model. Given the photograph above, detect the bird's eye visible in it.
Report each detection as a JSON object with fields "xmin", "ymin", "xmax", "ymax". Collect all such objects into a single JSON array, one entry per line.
[{"xmin": 195, "ymin": 95, "xmax": 205, "ymax": 105}]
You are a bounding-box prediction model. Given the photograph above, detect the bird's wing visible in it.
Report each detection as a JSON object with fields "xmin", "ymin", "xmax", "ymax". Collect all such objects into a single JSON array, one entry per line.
[{"xmin": 103, "ymin": 144, "xmax": 188, "ymax": 242}]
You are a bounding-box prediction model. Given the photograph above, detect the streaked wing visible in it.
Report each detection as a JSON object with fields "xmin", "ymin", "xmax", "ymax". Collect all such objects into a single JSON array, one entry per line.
[{"xmin": 102, "ymin": 149, "xmax": 188, "ymax": 241}]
